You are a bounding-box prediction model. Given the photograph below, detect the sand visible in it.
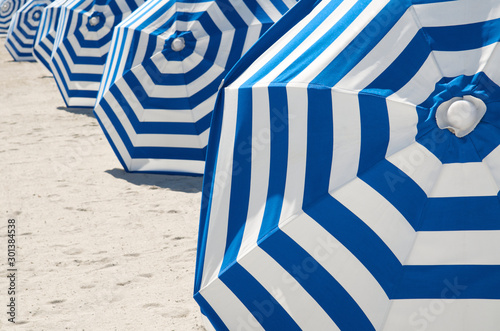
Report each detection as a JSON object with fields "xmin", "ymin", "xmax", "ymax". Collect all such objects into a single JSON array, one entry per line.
[{"xmin": 0, "ymin": 35, "xmax": 207, "ymax": 330}]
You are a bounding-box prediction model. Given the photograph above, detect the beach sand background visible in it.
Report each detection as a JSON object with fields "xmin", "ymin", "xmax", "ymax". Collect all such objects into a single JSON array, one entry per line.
[{"xmin": 0, "ymin": 35, "xmax": 207, "ymax": 330}]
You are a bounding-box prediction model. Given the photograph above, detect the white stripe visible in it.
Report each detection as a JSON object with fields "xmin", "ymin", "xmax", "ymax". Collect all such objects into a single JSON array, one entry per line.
[
  {"xmin": 149, "ymin": 48, "xmax": 202, "ymax": 75},
  {"xmin": 232, "ymin": 0, "xmax": 357, "ymax": 87},
  {"xmin": 94, "ymin": 104, "xmax": 206, "ymax": 174},
  {"xmin": 237, "ymin": 87, "xmax": 271, "ymax": 261},
  {"xmin": 241, "ymin": 24, "xmax": 263, "ymax": 57},
  {"xmin": 129, "ymin": 158, "xmax": 204, "ymax": 174},
  {"xmin": 239, "ymin": 245, "xmax": 339, "ymax": 330},
  {"xmin": 329, "ymin": 89, "xmax": 361, "ymax": 191},
  {"xmin": 132, "ymin": 91, "xmax": 216, "ymax": 123},
  {"xmin": 432, "ymin": 44, "xmax": 498, "ymax": 78},
  {"xmin": 387, "ymin": 142, "xmax": 442, "ymax": 196},
  {"xmin": 390, "ymin": 54, "xmax": 443, "ymax": 105},
  {"xmin": 52, "ymin": 50, "xmax": 101, "ymax": 91},
  {"xmin": 94, "ymin": 103, "xmax": 134, "ymax": 169},
  {"xmin": 255, "ymin": 0, "xmax": 283, "ymax": 22},
  {"xmin": 384, "ymin": 299, "xmax": 500, "ymax": 331},
  {"xmin": 483, "ymin": 43, "xmax": 500, "ymax": 87},
  {"xmin": 103, "ymin": 89, "xmax": 211, "ymax": 148},
  {"xmin": 413, "ymin": 0, "xmax": 500, "ymax": 27},
  {"xmin": 282, "ymin": 213, "xmax": 389, "ymax": 330},
  {"xmin": 200, "ymin": 88, "xmax": 238, "ymax": 289},
  {"xmin": 332, "ymin": 178, "xmax": 416, "ymax": 264},
  {"xmin": 229, "ymin": 0, "xmax": 263, "ymax": 28},
  {"xmin": 105, "ymin": 27, "xmax": 132, "ymax": 90},
  {"xmin": 66, "ymin": 33, "xmax": 111, "ymax": 58},
  {"xmin": 278, "ymin": 85, "xmax": 307, "ymax": 225},
  {"xmin": 483, "ymin": 145, "xmax": 500, "ymax": 188},
  {"xmin": 282, "ymin": 0, "xmax": 296, "ymax": 11},
  {"xmin": 66, "ymin": 97, "xmax": 96, "ymax": 108},
  {"xmin": 337, "ymin": 8, "xmax": 418, "ymax": 91},
  {"xmin": 430, "ymin": 163, "xmax": 499, "ymax": 197},
  {"xmin": 407, "ymin": 231, "xmax": 500, "ymax": 265},
  {"xmin": 115, "ymin": 0, "xmax": 134, "ymax": 16},
  {"xmin": 294, "ymin": 0, "xmax": 391, "ymax": 84},
  {"xmin": 199, "ymin": 278, "xmax": 265, "ymax": 331},
  {"xmin": 134, "ymin": 130, "xmax": 208, "ymax": 149},
  {"xmin": 385, "ymin": 99, "xmax": 418, "ymax": 157},
  {"xmin": 207, "ymin": 2, "xmax": 235, "ymax": 40}
]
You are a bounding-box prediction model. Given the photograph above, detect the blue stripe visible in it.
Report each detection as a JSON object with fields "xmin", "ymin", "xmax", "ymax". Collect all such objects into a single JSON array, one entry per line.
[
  {"xmin": 193, "ymin": 293, "xmax": 229, "ymax": 331},
  {"xmin": 260, "ymin": 230, "xmax": 375, "ymax": 330},
  {"xmin": 98, "ymin": 97, "xmax": 208, "ymax": 160},
  {"xmin": 220, "ymin": 263, "xmax": 301, "ymax": 330},
  {"xmin": 395, "ymin": 265, "xmax": 500, "ymax": 299},
  {"xmin": 279, "ymin": 0, "xmax": 377, "ymax": 84},
  {"xmin": 306, "ymin": 195, "xmax": 403, "ymax": 294},
  {"xmin": 219, "ymin": 88, "xmax": 253, "ymax": 273},
  {"xmin": 97, "ymin": 26, "xmax": 127, "ymax": 98},
  {"xmin": 472, "ymin": 122, "xmax": 500, "ymax": 160},
  {"xmin": 303, "ymin": 87, "xmax": 333, "ymax": 208},
  {"xmin": 311, "ymin": 0, "xmax": 410, "ymax": 86},
  {"xmin": 359, "ymin": 159, "xmax": 427, "ymax": 230},
  {"xmin": 424, "ymin": 18, "xmax": 500, "ymax": 51},
  {"xmin": 363, "ymin": 30, "xmax": 431, "ymax": 97},
  {"xmin": 419, "ymin": 196, "xmax": 500, "ymax": 231},
  {"xmin": 418, "ymin": 128, "xmax": 484, "ymax": 164},
  {"xmin": 258, "ymin": 86, "xmax": 289, "ymax": 241},
  {"xmin": 231, "ymin": 0, "xmax": 343, "ymax": 87},
  {"xmin": 107, "ymin": 84, "xmax": 212, "ymax": 134},
  {"xmin": 121, "ymin": 68, "xmax": 224, "ymax": 111},
  {"xmin": 307, "ymin": 196, "xmax": 500, "ymax": 300},
  {"xmin": 195, "ymin": 87, "xmax": 226, "ymax": 292},
  {"xmin": 357, "ymin": 93, "xmax": 390, "ymax": 175}
]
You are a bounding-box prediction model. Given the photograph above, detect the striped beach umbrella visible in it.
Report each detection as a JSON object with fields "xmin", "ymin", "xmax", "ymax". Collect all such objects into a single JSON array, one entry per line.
[
  {"xmin": 0, "ymin": 0, "xmax": 28, "ymax": 33},
  {"xmin": 194, "ymin": 0, "xmax": 500, "ymax": 329},
  {"xmin": 4, "ymin": 0, "xmax": 52, "ymax": 61},
  {"xmin": 50, "ymin": 0, "xmax": 145, "ymax": 108},
  {"xmin": 94, "ymin": 0, "xmax": 298, "ymax": 175},
  {"xmin": 33, "ymin": 0, "xmax": 65, "ymax": 72}
]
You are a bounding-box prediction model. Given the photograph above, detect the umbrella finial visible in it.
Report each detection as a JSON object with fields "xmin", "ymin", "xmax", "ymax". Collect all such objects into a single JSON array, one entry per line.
[
  {"xmin": 1, "ymin": 1, "xmax": 10, "ymax": 11},
  {"xmin": 436, "ymin": 96, "xmax": 486, "ymax": 138},
  {"xmin": 89, "ymin": 15, "xmax": 100, "ymax": 26},
  {"xmin": 171, "ymin": 37, "xmax": 185, "ymax": 52}
]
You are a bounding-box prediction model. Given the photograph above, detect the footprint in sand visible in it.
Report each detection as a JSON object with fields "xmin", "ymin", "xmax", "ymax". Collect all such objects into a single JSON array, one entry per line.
[
  {"xmin": 123, "ymin": 253, "xmax": 140, "ymax": 258},
  {"xmin": 63, "ymin": 248, "xmax": 83, "ymax": 256},
  {"xmin": 162, "ymin": 307, "xmax": 190, "ymax": 318},
  {"xmin": 143, "ymin": 303, "xmax": 162, "ymax": 309},
  {"xmin": 80, "ymin": 284, "xmax": 96, "ymax": 289},
  {"xmin": 48, "ymin": 299, "xmax": 66, "ymax": 305}
]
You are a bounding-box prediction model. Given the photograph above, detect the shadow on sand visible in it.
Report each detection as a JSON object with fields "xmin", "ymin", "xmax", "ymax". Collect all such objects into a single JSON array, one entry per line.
[
  {"xmin": 57, "ymin": 106, "xmax": 95, "ymax": 118},
  {"xmin": 105, "ymin": 168, "xmax": 203, "ymax": 193}
]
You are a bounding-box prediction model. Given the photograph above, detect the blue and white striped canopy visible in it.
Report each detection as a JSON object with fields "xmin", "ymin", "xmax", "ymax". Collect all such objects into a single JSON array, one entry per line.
[
  {"xmin": 0, "ymin": 0, "xmax": 28, "ymax": 33},
  {"xmin": 50, "ymin": 0, "xmax": 145, "ymax": 108},
  {"xmin": 4, "ymin": 0, "xmax": 51, "ymax": 61},
  {"xmin": 33, "ymin": 0, "xmax": 64, "ymax": 72},
  {"xmin": 94, "ymin": 0, "xmax": 297, "ymax": 175},
  {"xmin": 194, "ymin": 0, "xmax": 500, "ymax": 329}
]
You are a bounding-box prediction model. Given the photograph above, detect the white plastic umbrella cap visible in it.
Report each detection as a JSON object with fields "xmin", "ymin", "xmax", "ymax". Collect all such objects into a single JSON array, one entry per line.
[
  {"xmin": 1, "ymin": 1, "xmax": 10, "ymax": 11},
  {"xmin": 89, "ymin": 15, "xmax": 100, "ymax": 26},
  {"xmin": 171, "ymin": 37, "xmax": 185, "ymax": 52},
  {"xmin": 436, "ymin": 95, "xmax": 487, "ymax": 138}
]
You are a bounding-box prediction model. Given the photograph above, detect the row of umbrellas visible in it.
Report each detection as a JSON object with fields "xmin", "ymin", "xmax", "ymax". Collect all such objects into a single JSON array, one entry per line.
[
  {"xmin": 2, "ymin": 0, "xmax": 296, "ymax": 175},
  {"xmin": 3, "ymin": 0, "xmax": 500, "ymax": 329}
]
